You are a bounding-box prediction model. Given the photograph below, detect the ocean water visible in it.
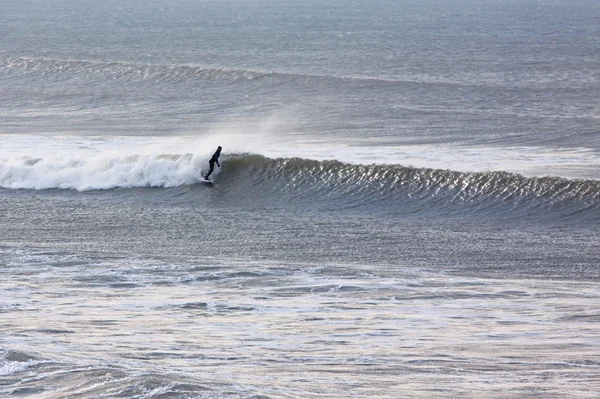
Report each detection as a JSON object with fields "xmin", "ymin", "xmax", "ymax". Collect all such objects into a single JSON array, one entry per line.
[{"xmin": 1, "ymin": 0, "xmax": 600, "ymax": 398}]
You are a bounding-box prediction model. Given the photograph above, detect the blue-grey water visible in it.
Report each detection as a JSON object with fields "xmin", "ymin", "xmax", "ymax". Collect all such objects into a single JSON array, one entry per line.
[{"xmin": 1, "ymin": 0, "xmax": 600, "ymax": 398}]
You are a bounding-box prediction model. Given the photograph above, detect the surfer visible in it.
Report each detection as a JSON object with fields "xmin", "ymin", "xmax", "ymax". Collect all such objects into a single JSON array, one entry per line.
[{"xmin": 204, "ymin": 146, "xmax": 222, "ymax": 180}]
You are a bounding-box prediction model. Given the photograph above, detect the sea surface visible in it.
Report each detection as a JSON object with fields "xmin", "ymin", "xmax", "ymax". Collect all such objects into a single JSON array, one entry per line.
[{"xmin": 1, "ymin": 0, "xmax": 600, "ymax": 398}]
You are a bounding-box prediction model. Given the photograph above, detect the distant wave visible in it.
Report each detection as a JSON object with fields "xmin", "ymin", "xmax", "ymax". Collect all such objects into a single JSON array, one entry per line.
[
  {"xmin": 1, "ymin": 56, "xmax": 565, "ymax": 89},
  {"xmin": 0, "ymin": 56, "xmax": 389, "ymax": 86},
  {"xmin": 2, "ymin": 152, "xmax": 598, "ymax": 222},
  {"xmin": 0, "ymin": 57, "xmax": 272, "ymax": 84}
]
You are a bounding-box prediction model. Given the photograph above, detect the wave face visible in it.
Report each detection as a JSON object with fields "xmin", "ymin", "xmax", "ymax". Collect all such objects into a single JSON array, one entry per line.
[
  {"xmin": 221, "ymin": 155, "xmax": 600, "ymax": 222},
  {"xmin": 2, "ymin": 152, "xmax": 598, "ymax": 224}
]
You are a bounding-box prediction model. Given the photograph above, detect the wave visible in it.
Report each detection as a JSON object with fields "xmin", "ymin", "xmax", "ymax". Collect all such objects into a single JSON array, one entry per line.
[
  {"xmin": 0, "ymin": 56, "xmax": 276, "ymax": 85},
  {"xmin": 0, "ymin": 56, "xmax": 403, "ymax": 89},
  {"xmin": 1, "ymin": 56, "xmax": 558, "ymax": 89},
  {"xmin": 222, "ymin": 155, "xmax": 600, "ymax": 220},
  {"xmin": 0, "ymin": 56, "xmax": 417, "ymax": 87},
  {"xmin": 1, "ymin": 152, "xmax": 598, "ymax": 222}
]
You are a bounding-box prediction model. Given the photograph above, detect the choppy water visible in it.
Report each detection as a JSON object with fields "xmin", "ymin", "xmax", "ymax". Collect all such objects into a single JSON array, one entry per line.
[{"xmin": 1, "ymin": 0, "xmax": 600, "ymax": 398}]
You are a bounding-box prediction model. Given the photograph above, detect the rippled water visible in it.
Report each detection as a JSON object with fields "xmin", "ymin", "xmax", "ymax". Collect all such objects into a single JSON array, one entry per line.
[{"xmin": 2, "ymin": 247, "xmax": 600, "ymax": 398}]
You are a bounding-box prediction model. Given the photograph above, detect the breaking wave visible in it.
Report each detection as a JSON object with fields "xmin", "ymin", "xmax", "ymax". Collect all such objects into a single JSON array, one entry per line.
[
  {"xmin": 222, "ymin": 155, "xmax": 600, "ymax": 220},
  {"xmin": 1, "ymin": 152, "xmax": 598, "ymax": 223}
]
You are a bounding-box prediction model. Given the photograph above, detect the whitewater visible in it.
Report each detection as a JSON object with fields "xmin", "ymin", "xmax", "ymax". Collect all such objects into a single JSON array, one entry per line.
[{"xmin": 2, "ymin": 0, "xmax": 600, "ymax": 398}]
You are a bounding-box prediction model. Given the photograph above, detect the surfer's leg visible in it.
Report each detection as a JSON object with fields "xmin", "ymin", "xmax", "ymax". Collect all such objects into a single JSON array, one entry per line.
[{"xmin": 205, "ymin": 162, "xmax": 215, "ymax": 179}]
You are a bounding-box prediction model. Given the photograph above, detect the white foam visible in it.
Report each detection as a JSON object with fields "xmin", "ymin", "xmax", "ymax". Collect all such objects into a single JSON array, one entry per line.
[
  {"xmin": 0, "ymin": 136, "xmax": 209, "ymax": 190},
  {"xmin": 0, "ymin": 360, "xmax": 31, "ymax": 376}
]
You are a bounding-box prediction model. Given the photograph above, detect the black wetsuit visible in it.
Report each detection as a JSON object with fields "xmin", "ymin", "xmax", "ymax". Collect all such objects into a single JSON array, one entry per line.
[{"xmin": 205, "ymin": 148, "xmax": 221, "ymax": 179}]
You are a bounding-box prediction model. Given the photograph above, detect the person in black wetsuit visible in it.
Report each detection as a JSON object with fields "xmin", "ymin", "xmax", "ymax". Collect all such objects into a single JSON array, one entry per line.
[{"xmin": 204, "ymin": 146, "xmax": 222, "ymax": 180}]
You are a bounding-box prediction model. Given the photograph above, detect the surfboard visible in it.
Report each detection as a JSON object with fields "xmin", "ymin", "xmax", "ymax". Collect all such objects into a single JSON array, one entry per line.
[{"xmin": 199, "ymin": 177, "xmax": 213, "ymax": 185}]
